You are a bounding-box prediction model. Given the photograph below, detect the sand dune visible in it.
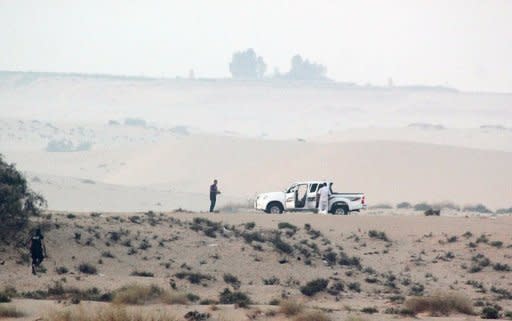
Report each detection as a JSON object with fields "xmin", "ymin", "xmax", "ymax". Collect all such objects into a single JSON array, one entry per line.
[{"xmin": 5, "ymin": 135, "xmax": 512, "ymax": 211}]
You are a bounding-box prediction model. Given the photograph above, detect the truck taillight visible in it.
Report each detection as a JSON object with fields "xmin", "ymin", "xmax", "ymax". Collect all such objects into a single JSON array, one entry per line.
[{"xmin": 362, "ymin": 195, "xmax": 365, "ymax": 205}]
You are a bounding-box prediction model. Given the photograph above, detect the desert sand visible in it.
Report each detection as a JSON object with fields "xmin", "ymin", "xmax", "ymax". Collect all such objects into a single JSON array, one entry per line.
[
  {"xmin": 1, "ymin": 211, "xmax": 511, "ymax": 320},
  {"xmin": 1, "ymin": 72, "xmax": 512, "ymax": 320}
]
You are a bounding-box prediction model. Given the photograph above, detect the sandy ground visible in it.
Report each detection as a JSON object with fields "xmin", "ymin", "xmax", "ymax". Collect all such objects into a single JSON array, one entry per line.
[{"xmin": 1, "ymin": 211, "xmax": 511, "ymax": 320}]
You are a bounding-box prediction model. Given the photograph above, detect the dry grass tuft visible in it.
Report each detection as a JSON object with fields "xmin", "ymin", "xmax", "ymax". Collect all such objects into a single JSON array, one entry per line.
[
  {"xmin": 0, "ymin": 305, "xmax": 26, "ymax": 318},
  {"xmin": 44, "ymin": 305, "xmax": 177, "ymax": 321},
  {"xmin": 279, "ymin": 299, "xmax": 304, "ymax": 316},
  {"xmin": 113, "ymin": 284, "xmax": 187, "ymax": 305},
  {"xmin": 404, "ymin": 291, "xmax": 474, "ymax": 316},
  {"xmin": 344, "ymin": 316, "xmax": 369, "ymax": 321},
  {"xmin": 294, "ymin": 310, "xmax": 331, "ymax": 321}
]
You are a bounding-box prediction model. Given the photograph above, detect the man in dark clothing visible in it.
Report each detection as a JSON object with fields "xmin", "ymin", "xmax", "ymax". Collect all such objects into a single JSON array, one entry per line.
[
  {"xmin": 209, "ymin": 179, "xmax": 221, "ymax": 212},
  {"xmin": 29, "ymin": 228, "xmax": 47, "ymax": 275}
]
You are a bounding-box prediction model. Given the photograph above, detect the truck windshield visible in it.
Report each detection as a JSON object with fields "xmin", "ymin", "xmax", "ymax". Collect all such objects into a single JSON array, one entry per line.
[{"xmin": 286, "ymin": 185, "xmax": 296, "ymax": 193}]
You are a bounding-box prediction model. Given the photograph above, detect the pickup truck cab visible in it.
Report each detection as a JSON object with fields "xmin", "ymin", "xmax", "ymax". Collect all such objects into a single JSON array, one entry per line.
[{"xmin": 254, "ymin": 181, "xmax": 366, "ymax": 215}]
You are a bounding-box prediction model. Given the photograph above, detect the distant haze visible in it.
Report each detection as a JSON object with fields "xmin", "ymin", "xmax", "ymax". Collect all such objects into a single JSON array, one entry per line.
[{"xmin": 1, "ymin": 0, "xmax": 511, "ymax": 92}]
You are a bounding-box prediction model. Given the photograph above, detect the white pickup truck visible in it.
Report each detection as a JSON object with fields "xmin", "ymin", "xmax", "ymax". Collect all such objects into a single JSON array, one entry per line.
[{"xmin": 254, "ymin": 181, "xmax": 366, "ymax": 215}]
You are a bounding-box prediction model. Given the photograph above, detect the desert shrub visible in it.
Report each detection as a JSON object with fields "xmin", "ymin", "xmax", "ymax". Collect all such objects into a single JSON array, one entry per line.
[
  {"xmin": 490, "ymin": 286, "xmax": 512, "ymax": 299},
  {"xmin": 348, "ymin": 282, "xmax": 361, "ymax": 292},
  {"xmin": 56, "ymin": 266, "xmax": 69, "ymax": 275},
  {"xmin": 0, "ymin": 306, "xmax": 25, "ymax": 318},
  {"xmin": 496, "ymin": 207, "xmax": 512, "ymax": 214},
  {"xmin": 361, "ymin": 307, "xmax": 378, "ymax": 314},
  {"xmin": 414, "ymin": 203, "xmax": 431, "ymax": 211},
  {"xmin": 446, "ymin": 235, "xmax": 458, "ymax": 243},
  {"xmin": 242, "ymin": 231, "xmax": 265, "ymax": 243},
  {"xmin": 218, "ymin": 288, "xmax": 251, "ymax": 307},
  {"xmin": 300, "ymin": 278, "xmax": 328, "ymax": 296},
  {"xmin": 0, "ymin": 292, "xmax": 11, "ymax": 303},
  {"xmin": 463, "ymin": 204, "xmax": 492, "ymax": 213},
  {"xmin": 244, "ymin": 222, "xmax": 256, "ymax": 230},
  {"xmin": 294, "ymin": 310, "xmax": 331, "ymax": 321},
  {"xmin": 138, "ymin": 239, "xmax": 151, "ymax": 250},
  {"xmin": 78, "ymin": 263, "xmax": 97, "ymax": 274},
  {"xmin": 504, "ymin": 311, "xmax": 512, "ymax": 320},
  {"xmin": 462, "ymin": 231, "xmax": 473, "ymax": 238},
  {"xmin": 397, "ymin": 202, "xmax": 412, "ymax": 209},
  {"xmin": 327, "ymin": 281, "xmax": 344, "ymax": 296},
  {"xmin": 186, "ymin": 293, "xmax": 200, "ymax": 302},
  {"xmin": 0, "ymin": 154, "xmax": 46, "ymax": 238},
  {"xmin": 404, "ymin": 292, "xmax": 474, "ymax": 316},
  {"xmin": 223, "ymin": 273, "xmax": 241, "ymax": 289},
  {"xmin": 270, "ymin": 236, "xmax": 294, "ymax": 254},
  {"xmin": 369, "ymin": 203, "xmax": 392, "ymax": 209},
  {"xmin": 490, "ymin": 241, "xmax": 503, "ymax": 248},
  {"xmin": 263, "ymin": 276, "xmax": 280, "ymax": 285},
  {"xmin": 493, "ymin": 263, "xmax": 511, "ymax": 272},
  {"xmin": 409, "ymin": 283, "xmax": 424, "ymax": 295},
  {"xmin": 184, "ymin": 310, "xmax": 211, "ymax": 321},
  {"xmin": 22, "ymin": 282, "xmax": 111, "ymax": 302},
  {"xmin": 278, "ymin": 222, "xmax": 297, "ymax": 231},
  {"xmin": 113, "ymin": 284, "xmax": 187, "ymax": 305},
  {"xmin": 469, "ymin": 265, "xmax": 482, "ymax": 273},
  {"xmin": 481, "ymin": 306, "xmax": 500, "ymax": 319},
  {"xmin": 130, "ymin": 270, "xmax": 154, "ymax": 277},
  {"xmin": 101, "ymin": 251, "xmax": 115, "ymax": 258},
  {"xmin": 424, "ymin": 209, "xmax": 441, "ymax": 216},
  {"xmin": 476, "ymin": 234, "xmax": 489, "ymax": 244},
  {"xmin": 175, "ymin": 272, "xmax": 213, "ymax": 284},
  {"xmin": 472, "ymin": 253, "xmax": 491, "ymax": 269},
  {"xmin": 368, "ymin": 230, "xmax": 389, "ymax": 241},
  {"xmin": 190, "ymin": 217, "xmax": 221, "ymax": 238},
  {"xmin": 124, "ymin": 118, "xmax": 147, "ymax": 127},
  {"xmin": 466, "ymin": 280, "xmax": 486, "ymax": 292},
  {"xmin": 322, "ymin": 251, "xmax": 337, "ymax": 266},
  {"xmin": 279, "ymin": 300, "xmax": 304, "ymax": 316},
  {"xmin": 338, "ymin": 252, "xmax": 361, "ymax": 269}
]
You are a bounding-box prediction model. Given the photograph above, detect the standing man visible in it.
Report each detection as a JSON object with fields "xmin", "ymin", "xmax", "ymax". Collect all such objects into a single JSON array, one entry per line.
[
  {"xmin": 29, "ymin": 228, "xmax": 47, "ymax": 275},
  {"xmin": 209, "ymin": 179, "xmax": 221, "ymax": 212},
  {"xmin": 317, "ymin": 183, "xmax": 330, "ymax": 215}
]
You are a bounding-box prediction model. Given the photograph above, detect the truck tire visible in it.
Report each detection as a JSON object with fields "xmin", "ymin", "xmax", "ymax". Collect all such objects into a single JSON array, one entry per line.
[
  {"xmin": 266, "ymin": 202, "xmax": 284, "ymax": 214},
  {"xmin": 332, "ymin": 205, "xmax": 349, "ymax": 215}
]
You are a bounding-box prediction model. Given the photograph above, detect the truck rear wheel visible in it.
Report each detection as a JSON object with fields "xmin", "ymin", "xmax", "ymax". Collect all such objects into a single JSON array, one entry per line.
[
  {"xmin": 266, "ymin": 202, "xmax": 284, "ymax": 214},
  {"xmin": 332, "ymin": 205, "xmax": 348, "ymax": 215}
]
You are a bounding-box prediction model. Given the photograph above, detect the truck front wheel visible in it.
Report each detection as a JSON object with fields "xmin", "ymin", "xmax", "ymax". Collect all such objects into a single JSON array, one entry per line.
[{"xmin": 266, "ymin": 202, "xmax": 284, "ymax": 214}]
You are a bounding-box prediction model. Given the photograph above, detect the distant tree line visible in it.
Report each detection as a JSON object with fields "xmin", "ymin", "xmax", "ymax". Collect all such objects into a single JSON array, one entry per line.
[{"xmin": 229, "ymin": 48, "xmax": 328, "ymax": 81}]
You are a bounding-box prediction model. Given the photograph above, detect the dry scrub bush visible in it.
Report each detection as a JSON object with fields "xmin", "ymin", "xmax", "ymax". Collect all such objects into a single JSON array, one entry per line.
[
  {"xmin": 404, "ymin": 291, "xmax": 474, "ymax": 316},
  {"xmin": 294, "ymin": 310, "xmax": 331, "ymax": 321},
  {"xmin": 279, "ymin": 299, "xmax": 304, "ymax": 316},
  {"xmin": 113, "ymin": 284, "xmax": 187, "ymax": 305},
  {"xmin": 44, "ymin": 305, "xmax": 177, "ymax": 321},
  {"xmin": 0, "ymin": 305, "xmax": 26, "ymax": 318}
]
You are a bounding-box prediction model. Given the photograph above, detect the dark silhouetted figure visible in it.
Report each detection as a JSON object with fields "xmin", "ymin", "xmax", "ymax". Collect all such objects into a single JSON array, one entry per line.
[
  {"xmin": 29, "ymin": 228, "xmax": 47, "ymax": 275},
  {"xmin": 209, "ymin": 179, "xmax": 221, "ymax": 212}
]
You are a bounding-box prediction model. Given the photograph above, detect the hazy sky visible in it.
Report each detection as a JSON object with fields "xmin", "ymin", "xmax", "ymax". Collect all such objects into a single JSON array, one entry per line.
[{"xmin": 1, "ymin": 0, "xmax": 511, "ymax": 92}]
